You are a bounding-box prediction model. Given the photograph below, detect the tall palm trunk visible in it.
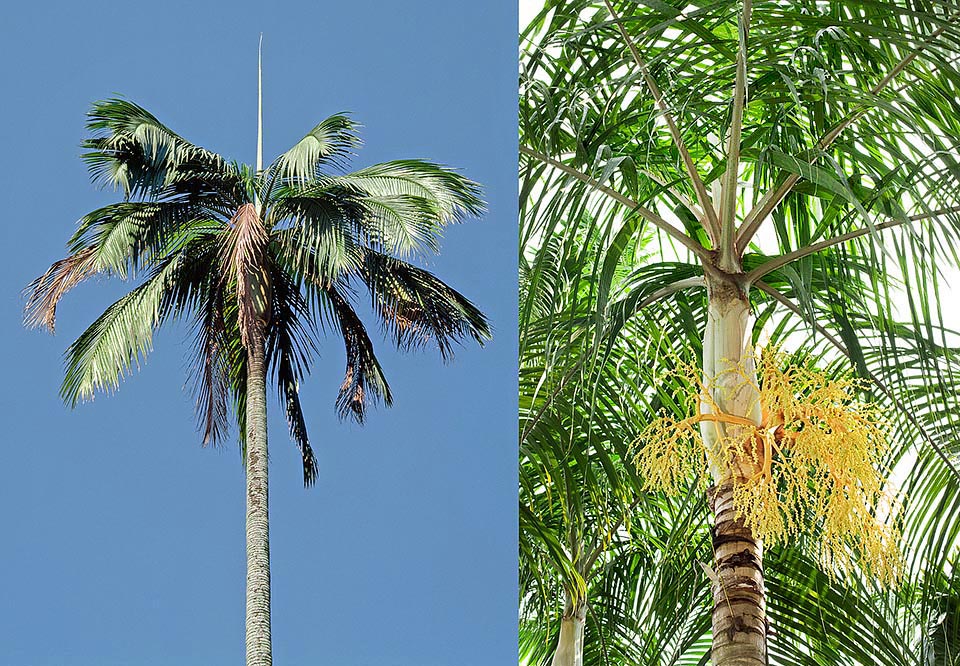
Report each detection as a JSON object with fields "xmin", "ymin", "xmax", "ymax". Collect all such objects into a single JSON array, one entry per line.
[
  {"xmin": 551, "ymin": 593, "xmax": 586, "ymax": 666},
  {"xmin": 245, "ymin": 333, "xmax": 272, "ymax": 666},
  {"xmin": 247, "ymin": 47, "xmax": 270, "ymax": 657},
  {"xmin": 701, "ymin": 273, "xmax": 766, "ymax": 665}
]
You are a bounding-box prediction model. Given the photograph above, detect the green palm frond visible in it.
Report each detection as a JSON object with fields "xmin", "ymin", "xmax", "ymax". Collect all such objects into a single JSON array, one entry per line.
[
  {"xmin": 359, "ymin": 250, "xmax": 491, "ymax": 359},
  {"xmin": 67, "ymin": 201, "xmax": 219, "ymax": 276},
  {"xmin": 60, "ymin": 255, "xmax": 182, "ymax": 405},
  {"xmin": 268, "ymin": 113, "xmax": 360, "ymax": 183},
  {"xmin": 83, "ymin": 98, "xmax": 243, "ymax": 204},
  {"xmin": 317, "ymin": 160, "xmax": 484, "ymax": 256},
  {"xmin": 271, "ymin": 196, "xmax": 365, "ymax": 279}
]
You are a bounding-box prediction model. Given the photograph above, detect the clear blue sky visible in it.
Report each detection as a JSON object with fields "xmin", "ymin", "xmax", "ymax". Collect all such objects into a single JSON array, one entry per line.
[{"xmin": 0, "ymin": 2, "xmax": 516, "ymax": 664}]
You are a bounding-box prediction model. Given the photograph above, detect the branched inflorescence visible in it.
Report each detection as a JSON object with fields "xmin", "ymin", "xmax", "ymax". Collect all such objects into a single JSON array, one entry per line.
[{"xmin": 633, "ymin": 348, "xmax": 903, "ymax": 584}]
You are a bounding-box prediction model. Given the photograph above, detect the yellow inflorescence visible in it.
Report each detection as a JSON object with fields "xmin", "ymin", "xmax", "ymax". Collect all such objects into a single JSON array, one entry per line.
[{"xmin": 633, "ymin": 348, "xmax": 903, "ymax": 585}]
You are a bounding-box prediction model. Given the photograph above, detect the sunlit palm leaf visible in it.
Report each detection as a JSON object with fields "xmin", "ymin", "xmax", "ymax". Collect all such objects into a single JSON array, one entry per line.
[{"xmin": 268, "ymin": 113, "xmax": 360, "ymax": 183}]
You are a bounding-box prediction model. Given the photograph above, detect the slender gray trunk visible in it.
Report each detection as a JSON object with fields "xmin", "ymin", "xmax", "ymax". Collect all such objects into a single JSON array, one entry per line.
[
  {"xmin": 701, "ymin": 274, "xmax": 767, "ymax": 665},
  {"xmin": 245, "ymin": 336, "xmax": 272, "ymax": 666}
]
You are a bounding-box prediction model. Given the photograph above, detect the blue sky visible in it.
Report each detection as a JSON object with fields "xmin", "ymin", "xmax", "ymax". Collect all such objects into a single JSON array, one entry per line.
[{"xmin": 0, "ymin": 2, "xmax": 516, "ymax": 664}]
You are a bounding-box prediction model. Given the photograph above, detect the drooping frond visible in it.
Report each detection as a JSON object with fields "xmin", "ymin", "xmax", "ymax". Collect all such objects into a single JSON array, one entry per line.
[
  {"xmin": 318, "ymin": 284, "xmax": 392, "ymax": 422},
  {"xmin": 269, "ymin": 113, "xmax": 360, "ymax": 183},
  {"xmin": 191, "ymin": 287, "xmax": 249, "ymax": 456},
  {"xmin": 59, "ymin": 221, "xmax": 218, "ymax": 407},
  {"xmin": 190, "ymin": 281, "xmax": 231, "ymax": 447},
  {"xmin": 280, "ymin": 368, "xmax": 317, "ymax": 484},
  {"xmin": 359, "ymin": 249, "xmax": 491, "ymax": 359},
  {"xmin": 265, "ymin": 267, "xmax": 320, "ymax": 485}
]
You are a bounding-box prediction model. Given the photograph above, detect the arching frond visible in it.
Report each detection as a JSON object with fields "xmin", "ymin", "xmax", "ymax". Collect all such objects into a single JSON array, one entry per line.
[
  {"xmin": 314, "ymin": 160, "xmax": 484, "ymax": 257},
  {"xmin": 68, "ymin": 201, "xmax": 220, "ymax": 276},
  {"xmin": 83, "ymin": 98, "xmax": 243, "ymax": 206},
  {"xmin": 270, "ymin": 196, "xmax": 364, "ymax": 281}
]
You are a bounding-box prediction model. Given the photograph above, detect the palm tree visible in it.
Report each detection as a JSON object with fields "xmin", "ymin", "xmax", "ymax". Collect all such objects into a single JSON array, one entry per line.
[
  {"xmin": 521, "ymin": 1, "xmax": 960, "ymax": 663},
  {"xmin": 26, "ymin": 84, "xmax": 489, "ymax": 663},
  {"xmin": 520, "ymin": 218, "xmax": 718, "ymax": 666},
  {"xmin": 520, "ymin": 220, "xmax": 687, "ymax": 663}
]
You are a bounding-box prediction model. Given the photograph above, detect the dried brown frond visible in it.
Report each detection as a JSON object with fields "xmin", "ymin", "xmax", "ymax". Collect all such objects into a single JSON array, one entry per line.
[
  {"xmin": 379, "ymin": 302, "xmax": 431, "ymax": 345},
  {"xmin": 24, "ymin": 247, "xmax": 99, "ymax": 332}
]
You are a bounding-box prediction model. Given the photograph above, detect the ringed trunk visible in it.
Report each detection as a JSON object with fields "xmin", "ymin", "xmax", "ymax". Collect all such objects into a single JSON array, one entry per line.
[
  {"xmin": 550, "ymin": 595, "xmax": 586, "ymax": 666},
  {"xmin": 701, "ymin": 273, "xmax": 767, "ymax": 665},
  {"xmin": 245, "ymin": 334, "xmax": 272, "ymax": 666}
]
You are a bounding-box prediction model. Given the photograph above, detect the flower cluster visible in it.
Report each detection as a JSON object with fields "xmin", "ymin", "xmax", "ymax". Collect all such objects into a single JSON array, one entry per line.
[{"xmin": 633, "ymin": 348, "xmax": 903, "ymax": 584}]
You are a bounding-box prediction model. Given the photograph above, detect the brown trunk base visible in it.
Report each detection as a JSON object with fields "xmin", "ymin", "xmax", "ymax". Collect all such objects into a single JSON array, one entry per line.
[{"xmin": 709, "ymin": 482, "xmax": 767, "ymax": 665}]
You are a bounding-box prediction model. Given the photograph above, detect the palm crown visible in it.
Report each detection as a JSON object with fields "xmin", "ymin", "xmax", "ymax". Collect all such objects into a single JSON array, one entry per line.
[{"xmin": 27, "ymin": 98, "xmax": 490, "ymax": 485}]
